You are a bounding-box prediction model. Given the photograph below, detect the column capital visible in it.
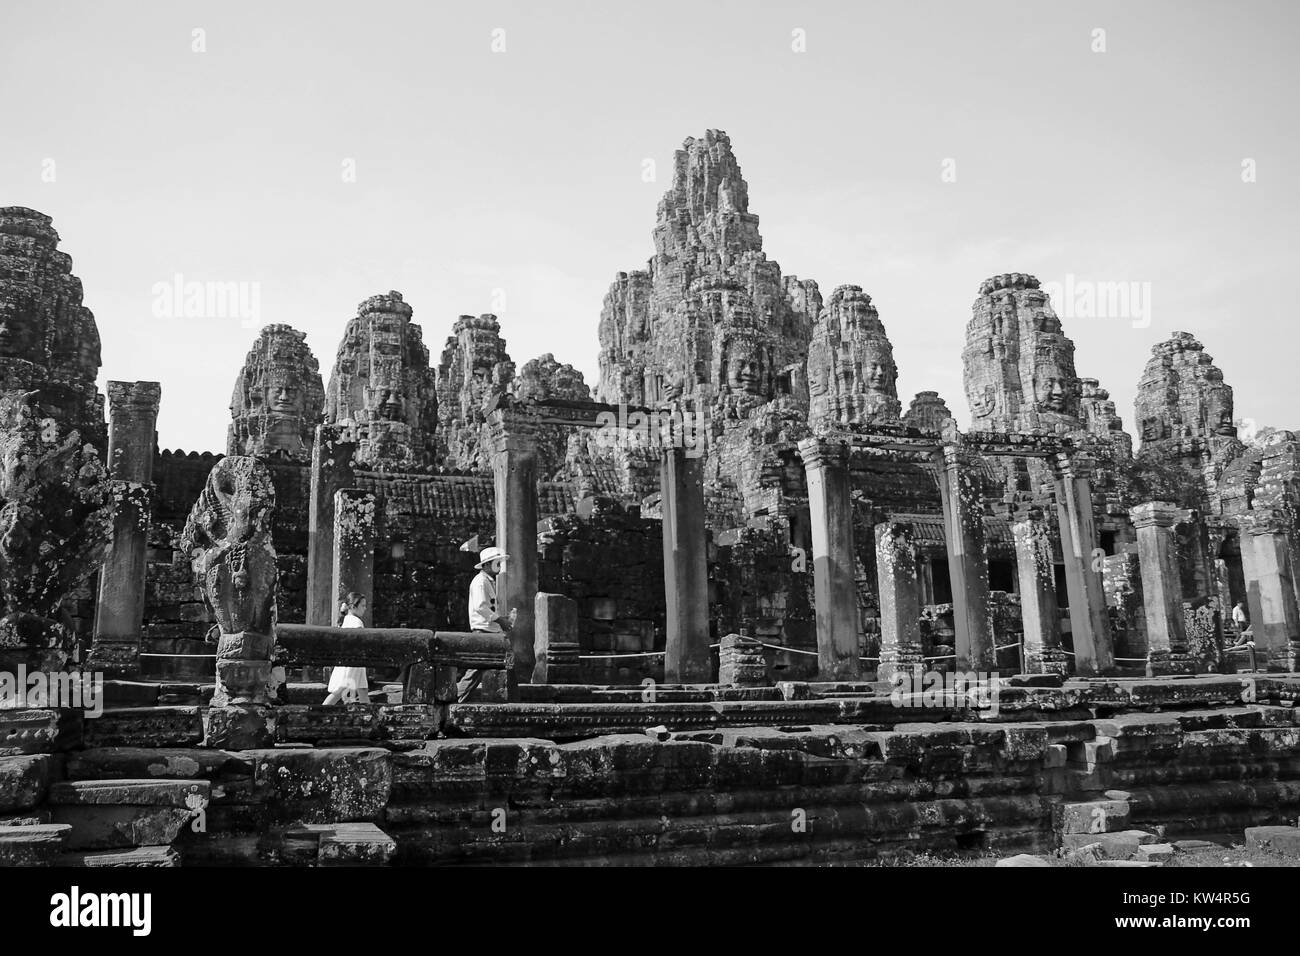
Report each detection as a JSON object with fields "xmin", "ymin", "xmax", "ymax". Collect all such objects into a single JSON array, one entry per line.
[
  {"xmin": 1239, "ymin": 508, "xmax": 1291, "ymax": 536},
  {"xmin": 1130, "ymin": 500, "xmax": 1181, "ymax": 530},
  {"xmin": 798, "ymin": 437, "xmax": 849, "ymax": 471},
  {"xmin": 106, "ymin": 380, "xmax": 161, "ymax": 418},
  {"xmin": 486, "ymin": 407, "xmax": 543, "ymax": 457}
]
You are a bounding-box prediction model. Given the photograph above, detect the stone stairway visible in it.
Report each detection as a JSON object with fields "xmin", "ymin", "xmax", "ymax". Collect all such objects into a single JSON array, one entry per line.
[{"xmin": 15, "ymin": 779, "xmax": 211, "ymax": 866}]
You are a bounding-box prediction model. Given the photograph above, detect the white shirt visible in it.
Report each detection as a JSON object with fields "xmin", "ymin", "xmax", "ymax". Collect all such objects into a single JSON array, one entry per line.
[
  {"xmin": 469, "ymin": 571, "xmax": 502, "ymax": 632},
  {"xmin": 1232, "ymin": 605, "xmax": 1248, "ymax": 625},
  {"xmin": 342, "ymin": 612, "xmax": 364, "ymax": 629}
]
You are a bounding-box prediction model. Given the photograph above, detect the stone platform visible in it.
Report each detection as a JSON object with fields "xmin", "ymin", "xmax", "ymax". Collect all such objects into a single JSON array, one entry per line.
[{"xmin": 3, "ymin": 672, "xmax": 1300, "ymax": 866}]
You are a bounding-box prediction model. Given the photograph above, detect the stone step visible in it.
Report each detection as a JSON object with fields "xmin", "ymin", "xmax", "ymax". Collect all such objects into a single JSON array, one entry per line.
[
  {"xmin": 282, "ymin": 822, "xmax": 397, "ymax": 866},
  {"xmin": 48, "ymin": 778, "xmax": 210, "ymax": 851},
  {"xmin": 1244, "ymin": 825, "xmax": 1300, "ymax": 856},
  {"xmin": 58, "ymin": 846, "xmax": 180, "ymax": 867},
  {"xmin": 0, "ymin": 823, "xmax": 72, "ymax": 866}
]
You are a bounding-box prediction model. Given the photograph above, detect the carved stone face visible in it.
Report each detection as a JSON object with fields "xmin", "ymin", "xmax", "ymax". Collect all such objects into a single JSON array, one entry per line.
[
  {"xmin": 866, "ymin": 359, "xmax": 894, "ymax": 392},
  {"xmin": 1204, "ymin": 387, "xmax": 1234, "ymax": 436},
  {"xmin": 1141, "ymin": 416, "xmax": 1165, "ymax": 442},
  {"xmin": 0, "ymin": 309, "xmax": 44, "ymax": 364},
  {"xmin": 1035, "ymin": 374, "xmax": 1068, "ymax": 412},
  {"xmin": 727, "ymin": 356, "xmax": 763, "ymax": 395},
  {"xmin": 266, "ymin": 369, "xmax": 301, "ymax": 415},
  {"xmin": 969, "ymin": 383, "xmax": 996, "ymax": 420},
  {"xmin": 368, "ymin": 385, "xmax": 406, "ymax": 421}
]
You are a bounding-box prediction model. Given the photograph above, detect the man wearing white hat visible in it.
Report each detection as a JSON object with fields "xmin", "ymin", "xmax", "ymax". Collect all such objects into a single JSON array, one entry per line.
[{"xmin": 459, "ymin": 546, "xmax": 516, "ymax": 699}]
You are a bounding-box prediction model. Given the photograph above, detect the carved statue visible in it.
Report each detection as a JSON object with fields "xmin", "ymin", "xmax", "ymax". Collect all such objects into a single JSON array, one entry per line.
[{"xmin": 180, "ymin": 456, "xmax": 278, "ymax": 636}]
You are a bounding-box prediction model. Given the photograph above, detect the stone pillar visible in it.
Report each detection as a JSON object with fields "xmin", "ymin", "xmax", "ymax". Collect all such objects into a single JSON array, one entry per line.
[
  {"xmin": 1051, "ymin": 454, "xmax": 1114, "ymax": 676},
  {"xmin": 875, "ymin": 521, "xmax": 924, "ymax": 680},
  {"xmin": 1240, "ymin": 511, "xmax": 1300, "ymax": 671},
  {"xmin": 332, "ymin": 490, "xmax": 375, "ymax": 624},
  {"xmin": 1012, "ymin": 507, "xmax": 1069, "ymax": 676},
  {"xmin": 90, "ymin": 381, "xmax": 161, "ymax": 676},
  {"xmin": 488, "ymin": 410, "xmax": 540, "ymax": 683},
  {"xmin": 533, "ymin": 592, "xmax": 580, "ymax": 684},
  {"xmin": 660, "ymin": 445, "xmax": 712, "ymax": 683},
  {"xmin": 1129, "ymin": 502, "xmax": 1197, "ymax": 675},
  {"xmin": 718, "ymin": 631, "xmax": 767, "ymax": 686},
  {"xmin": 936, "ymin": 444, "xmax": 994, "ymax": 672},
  {"xmin": 307, "ymin": 425, "xmax": 355, "ymax": 626},
  {"xmin": 798, "ymin": 438, "xmax": 861, "ymax": 681}
]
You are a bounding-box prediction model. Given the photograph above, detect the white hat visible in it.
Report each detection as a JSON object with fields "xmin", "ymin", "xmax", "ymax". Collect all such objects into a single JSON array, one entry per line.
[{"xmin": 475, "ymin": 546, "xmax": 510, "ymax": 569}]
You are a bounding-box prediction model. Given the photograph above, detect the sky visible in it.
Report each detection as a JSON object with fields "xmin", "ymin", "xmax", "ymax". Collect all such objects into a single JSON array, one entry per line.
[{"xmin": 2, "ymin": 0, "xmax": 1296, "ymax": 450}]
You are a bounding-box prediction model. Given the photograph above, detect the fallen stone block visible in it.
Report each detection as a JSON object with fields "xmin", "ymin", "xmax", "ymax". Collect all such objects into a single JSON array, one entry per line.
[
  {"xmin": 1136, "ymin": 843, "xmax": 1175, "ymax": 863},
  {"xmin": 1058, "ymin": 798, "xmax": 1130, "ymax": 834},
  {"xmin": 0, "ymin": 753, "xmax": 60, "ymax": 813},
  {"xmin": 1244, "ymin": 825, "xmax": 1300, "ymax": 856},
  {"xmin": 1095, "ymin": 859, "xmax": 1161, "ymax": 867},
  {"xmin": 318, "ymin": 822, "xmax": 397, "ymax": 866},
  {"xmin": 996, "ymin": 853, "xmax": 1052, "ymax": 867},
  {"xmin": 1061, "ymin": 829, "xmax": 1157, "ymax": 859},
  {"xmin": 48, "ymin": 779, "xmax": 210, "ymax": 850},
  {"xmin": 58, "ymin": 846, "xmax": 180, "ymax": 867},
  {"xmin": 0, "ymin": 823, "xmax": 71, "ymax": 865}
]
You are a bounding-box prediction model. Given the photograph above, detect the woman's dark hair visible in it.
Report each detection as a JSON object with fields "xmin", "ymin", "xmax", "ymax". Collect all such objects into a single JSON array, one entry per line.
[{"xmin": 338, "ymin": 591, "xmax": 366, "ymax": 625}]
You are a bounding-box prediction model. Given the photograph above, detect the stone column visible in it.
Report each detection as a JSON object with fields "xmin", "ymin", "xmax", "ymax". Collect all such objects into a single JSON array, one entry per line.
[
  {"xmin": 798, "ymin": 438, "xmax": 861, "ymax": 681},
  {"xmin": 1129, "ymin": 502, "xmax": 1197, "ymax": 675},
  {"xmin": 875, "ymin": 521, "xmax": 924, "ymax": 680},
  {"xmin": 487, "ymin": 410, "xmax": 540, "ymax": 683},
  {"xmin": 660, "ymin": 444, "xmax": 712, "ymax": 683},
  {"xmin": 936, "ymin": 444, "xmax": 994, "ymax": 672},
  {"xmin": 1012, "ymin": 507, "xmax": 1069, "ymax": 676},
  {"xmin": 307, "ymin": 425, "xmax": 355, "ymax": 626},
  {"xmin": 1051, "ymin": 454, "xmax": 1114, "ymax": 676},
  {"xmin": 332, "ymin": 489, "xmax": 376, "ymax": 623},
  {"xmin": 90, "ymin": 381, "xmax": 161, "ymax": 676},
  {"xmin": 1240, "ymin": 510, "xmax": 1300, "ymax": 671}
]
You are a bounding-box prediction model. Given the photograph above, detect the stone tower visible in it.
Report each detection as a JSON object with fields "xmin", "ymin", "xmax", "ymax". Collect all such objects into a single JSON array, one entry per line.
[
  {"xmin": 596, "ymin": 131, "xmax": 817, "ymax": 409},
  {"xmin": 227, "ymin": 324, "xmax": 325, "ymax": 461},
  {"xmin": 512, "ymin": 352, "xmax": 591, "ymax": 479},
  {"xmin": 903, "ymin": 391, "xmax": 953, "ymax": 433},
  {"xmin": 1133, "ymin": 331, "xmax": 1240, "ymax": 508},
  {"xmin": 0, "ymin": 207, "xmax": 105, "ymax": 449},
  {"xmin": 435, "ymin": 313, "xmax": 515, "ymax": 472},
  {"xmin": 1135, "ymin": 332, "xmax": 1236, "ymax": 449},
  {"xmin": 962, "ymin": 273, "xmax": 1081, "ymax": 434},
  {"xmin": 806, "ymin": 284, "xmax": 902, "ymax": 429},
  {"xmin": 325, "ymin": 291, "xmax": 439, "ymax": 471}
]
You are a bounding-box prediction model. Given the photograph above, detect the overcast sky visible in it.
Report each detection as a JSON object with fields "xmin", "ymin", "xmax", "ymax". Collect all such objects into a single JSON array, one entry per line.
[{"xmin": 2, "ymin": 0, "xmax": 1296, "ymax": 450}]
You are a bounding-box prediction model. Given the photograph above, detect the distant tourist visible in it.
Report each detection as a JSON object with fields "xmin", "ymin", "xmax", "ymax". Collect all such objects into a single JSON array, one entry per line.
[
  {"xmin": 323, "ymin": 591, "xmax": 370, "ymax": 705},
  {"xmin": 458, "ymin": 547, "xmax": 516, "ymax": 700},
  {"xmin": 1232, "ymin": 600, "xmax": 1250, "ymax": 636}
]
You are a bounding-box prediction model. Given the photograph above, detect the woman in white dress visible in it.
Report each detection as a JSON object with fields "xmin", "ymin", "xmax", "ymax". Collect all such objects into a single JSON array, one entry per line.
[{"xmin": 323, "ymin": 592, "xmax": 369, "ymax": 705}]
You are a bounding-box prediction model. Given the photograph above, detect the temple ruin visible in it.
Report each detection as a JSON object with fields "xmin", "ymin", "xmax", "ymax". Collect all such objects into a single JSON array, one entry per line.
[{"xmin": 3, "ymin": 132, "xmax": 1300, "ymax": 867}]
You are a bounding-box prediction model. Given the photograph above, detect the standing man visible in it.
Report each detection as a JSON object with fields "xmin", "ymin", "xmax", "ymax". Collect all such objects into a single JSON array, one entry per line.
[{"xmin": 459, "ymin": 546, "xmax": 515, "ymax": 700}]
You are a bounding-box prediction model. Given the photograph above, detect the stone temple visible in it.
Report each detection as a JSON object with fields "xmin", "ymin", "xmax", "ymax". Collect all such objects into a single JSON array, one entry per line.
[{"xmin": 3, "ymin": 131, "xmax": 1300, "ymax": 867}]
